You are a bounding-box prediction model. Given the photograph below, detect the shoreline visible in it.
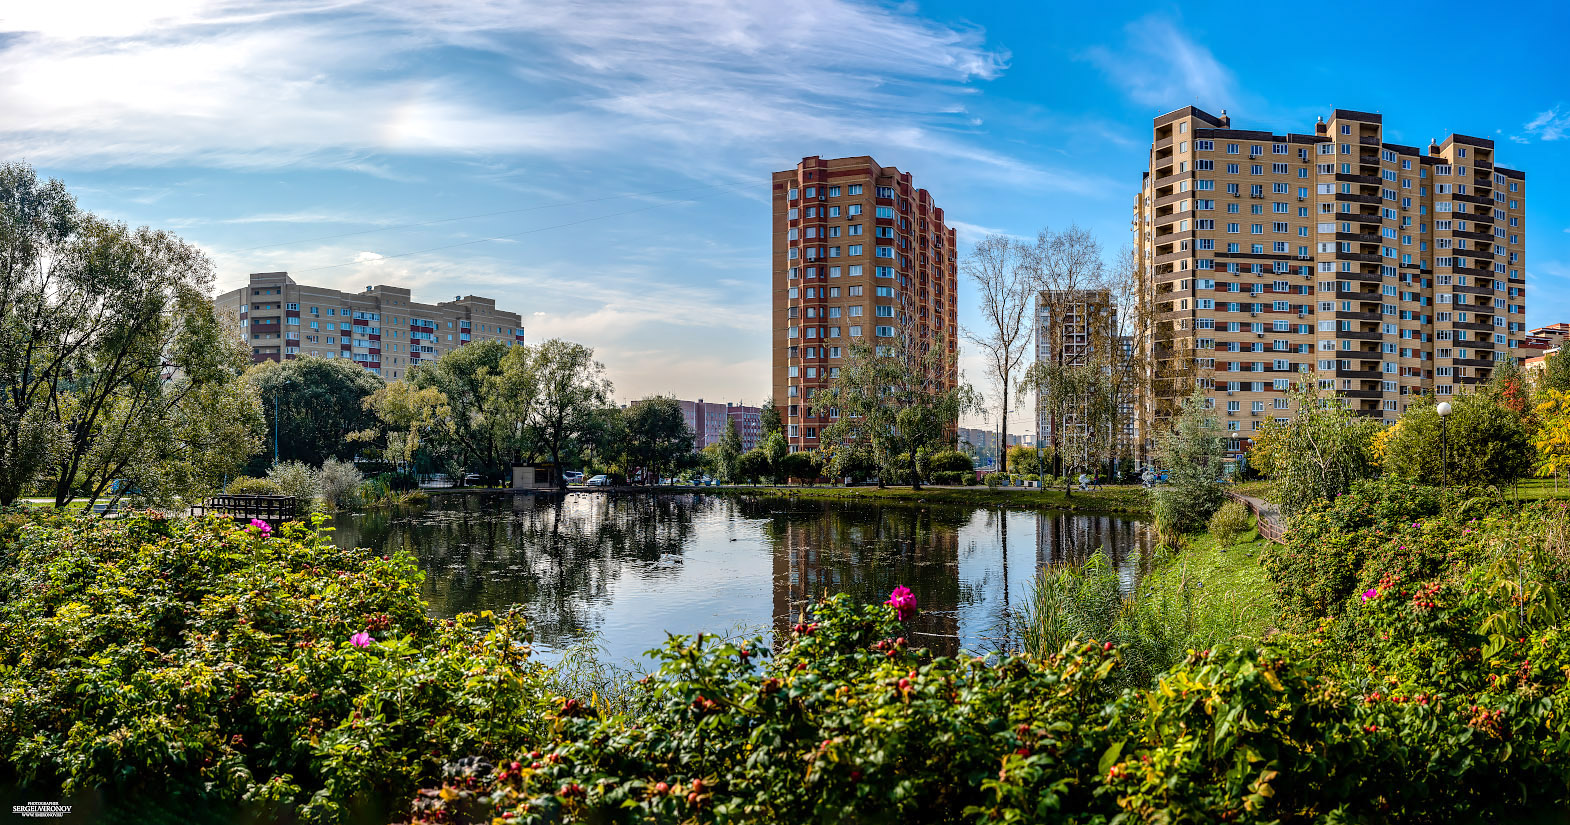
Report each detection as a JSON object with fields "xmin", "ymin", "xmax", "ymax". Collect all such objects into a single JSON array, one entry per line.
[{"xmin": 422, "ymin": 483, "xmax": 1152, "ymax": 516}]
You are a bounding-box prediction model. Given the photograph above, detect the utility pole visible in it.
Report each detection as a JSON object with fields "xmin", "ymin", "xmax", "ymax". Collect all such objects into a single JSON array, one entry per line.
[{"xmin": 273, "ymin": 394, "xmax": 280, "ymax": 466}]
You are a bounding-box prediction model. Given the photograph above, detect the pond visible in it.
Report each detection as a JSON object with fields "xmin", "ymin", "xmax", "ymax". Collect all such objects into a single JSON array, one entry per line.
[{"xmin": 330, "ymin": 493, "xmax": 1152, "ymax": 666}]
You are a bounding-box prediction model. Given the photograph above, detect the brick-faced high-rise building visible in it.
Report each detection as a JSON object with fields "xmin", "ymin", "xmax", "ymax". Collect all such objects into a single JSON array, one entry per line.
[
  {"xmin": 1136, "ymin": 107, "xmax": 1527, "ymax": 459},
  {"xmin": 772, "ymin": 156, "xmax": 959, "ymax": 453}
]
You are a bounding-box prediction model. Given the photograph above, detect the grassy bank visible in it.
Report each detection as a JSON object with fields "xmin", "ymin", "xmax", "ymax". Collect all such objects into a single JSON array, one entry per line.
[
  {"xmin": 711, "ymin": 483, "xmax": 1151, "ymax": 515},
  {"xmin": 1141, "ymin": 516, "xmax": 1278, "ymax": 644}
]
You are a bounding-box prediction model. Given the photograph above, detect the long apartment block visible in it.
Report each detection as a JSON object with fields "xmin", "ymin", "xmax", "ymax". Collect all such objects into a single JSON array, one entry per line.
[
  {"xmin": 772, "ymin": 156, "xmax": 959, "ymax": 453},
  {"xmin": 1136, "ymin": 107, "xmax": 1526, "ymax": 456},
  {"xmin": 215, "ymin": 271, "xmax": 525, "ymax": 380}
]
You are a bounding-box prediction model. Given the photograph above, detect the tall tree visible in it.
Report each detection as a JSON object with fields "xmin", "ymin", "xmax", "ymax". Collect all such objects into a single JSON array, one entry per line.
[
  {"xmin": 961, "ymin": 234, "xmax": 1032, "ymax": 474},
  {"xmin": 716, "ymin": 418, "xmax": 744, "ymax": 483},
  {"xmin": 818, "ymin": 331, "xmax": 978, "ymax": 491},
  {"xmin": 246, "ymin": 357, "xmax": 384, "ymax": 471},
  {"xmin": 409, "ymin": 340, "xmax": 514, "ymax": 484},
  {"xmin": 620, "ymin": 397, "xmax": 695, "ymax": 486},
  {"xmin": 359, "ymin": 381, "xmax": 449, "ymax": 474},
  {"xmin": 760, "ymin": 397, "xmax": 782, "ymax": 438},
  {"xmin": 0, "ymin": 162, "xmax": 261, "ymax": 507},
  {"xmin": 521, "ymin": 339, "xmax": 613, "ymax": 488},
  {"xmin": 1539, "ymin": 349, "xmax": 1570, "ymax": 396}
]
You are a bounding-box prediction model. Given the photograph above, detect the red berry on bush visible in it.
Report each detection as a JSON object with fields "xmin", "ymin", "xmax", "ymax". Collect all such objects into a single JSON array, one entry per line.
[{"xmin": 654, "ymin": 782, "xmax": 669, "ymax": 794}]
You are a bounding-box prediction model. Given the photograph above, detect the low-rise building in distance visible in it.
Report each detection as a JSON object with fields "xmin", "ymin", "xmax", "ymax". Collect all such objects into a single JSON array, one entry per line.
[{"xmin": 214, "ymin": 271, "xmax": 525, "ymax": 379}]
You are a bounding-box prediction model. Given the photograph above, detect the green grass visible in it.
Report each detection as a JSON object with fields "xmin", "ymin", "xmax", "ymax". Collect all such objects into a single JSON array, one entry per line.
[
  {"xmin": 1143, "ymin": 517, "xmax": 1280, "ymax": 646},
  {"xmin": 710, "ymin": 483, "xmax": 1151, "ymax": 515},
  {"xmin": 1507, "ymin": 478, "xmax": 1570, "ymax": 502},
  {"xmin": 1228, "ymin": 480, "xmax": 1274, "ymax": 501}
]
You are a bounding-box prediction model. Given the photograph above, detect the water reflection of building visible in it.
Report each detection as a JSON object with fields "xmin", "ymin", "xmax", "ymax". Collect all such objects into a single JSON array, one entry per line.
[
  {"xmin": 766, "ymin": 503, "xmax": 963, "ymax": 656},
  {"xmin": 1033, "ymin": 512, "xmax": 1152, "ymax": 594}
]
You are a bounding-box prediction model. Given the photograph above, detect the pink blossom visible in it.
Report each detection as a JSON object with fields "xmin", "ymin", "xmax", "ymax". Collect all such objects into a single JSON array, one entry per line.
[
  {"xmin": 885, "ymin": 586, "xmax": 917, "ymax": 621},
  {"xmin": 350, "ymin": 632, "xmax": 372, "ymax": 648},
  {"xmin": 249, "ymin": 518, "xmax": 272, "ymax": 536},
  {"xmin": 1360, "ymin": 588, "xmax": 1378, "ymax": 603}
]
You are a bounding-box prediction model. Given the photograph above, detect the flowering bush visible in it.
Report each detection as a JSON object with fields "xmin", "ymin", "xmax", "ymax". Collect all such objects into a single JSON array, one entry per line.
[
  {"xmin": 0, "ymin": 512, "xmax": 553, "ymax": 823},
  {"xmin": 396, "ymin": 570, "xmax": 1570, "ymax": 824},
  {"xmin": 1261, "ymin": 478, "xmax": 1471, "ymax": 622}
]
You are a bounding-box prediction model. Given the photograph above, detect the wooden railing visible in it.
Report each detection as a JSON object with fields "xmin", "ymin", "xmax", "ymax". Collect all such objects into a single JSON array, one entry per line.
[
  {"xmin": 192, "ymin": 495, "xmax": 299, "ymax": 523},
  {"xmin": 1225, "ymin": 490, "xmax": 1285, "ymax": 544}
]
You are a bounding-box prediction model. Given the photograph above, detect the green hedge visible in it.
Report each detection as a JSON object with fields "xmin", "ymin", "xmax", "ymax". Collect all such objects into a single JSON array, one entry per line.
[{"xmin": 0, "ymin": 511, "xmax": 551, "ymax": 823}]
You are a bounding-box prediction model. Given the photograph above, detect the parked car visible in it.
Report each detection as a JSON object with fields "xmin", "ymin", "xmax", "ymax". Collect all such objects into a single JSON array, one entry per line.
[
  {"xmin": 562, "ymin": 471, "xmax": 585, "ymax": 484},
  {"xmin": 462, "ymin": 473, "xmax": 484, "ymax": 486},
  {"xmin": 586, "ymin": 474, "xmax": 611, "ymax": 487}
]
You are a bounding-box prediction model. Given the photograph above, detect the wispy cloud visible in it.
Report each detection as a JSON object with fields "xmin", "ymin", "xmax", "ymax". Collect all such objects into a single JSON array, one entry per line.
[
  {"xmin": 0, "ymin": 0, "xmax": 1044, "ymax": 185},
  {"xmin": 1083, "ymin": 15, "xmax": 1236, "ymax": 112},
  {"xmin": 1515, "ymin": 105, "xmax": 1570, "ymax": 143}
]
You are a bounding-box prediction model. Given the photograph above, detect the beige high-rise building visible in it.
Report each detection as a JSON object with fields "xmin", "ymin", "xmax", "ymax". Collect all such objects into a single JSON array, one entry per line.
[
  {"xmin": 771, "ymin": 156, "xmax": 959, "ymax": 453},
  {"xmin": 1135, "ymin": 107, "xmax": 1527, "ymax": 460},
  {"xmin": 214, "ymin": 271, "xmax": 525, "ymax": 380}
]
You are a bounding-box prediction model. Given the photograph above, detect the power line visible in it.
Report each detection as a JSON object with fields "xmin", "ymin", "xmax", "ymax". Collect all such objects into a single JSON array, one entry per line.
[
  {"xmin": 291, "ymin": 188, "xmax": 730, "ymax": 274},
  {"xmin": 232, "ymin": 179, "xmax": 754, "ymax": 252}
]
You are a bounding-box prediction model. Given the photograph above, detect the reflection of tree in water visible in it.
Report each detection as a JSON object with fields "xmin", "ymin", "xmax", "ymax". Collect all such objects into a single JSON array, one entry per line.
[
  {"xmin": 746, "ymin": 498, "xmax": 964, "ymax": 657},
  {"xmin": 1034, "ymin": 512, "xmax": 1153, "ymax": 594},
  {"xmin": 330, "ymin": 493, "xmax": 699, "ymax": 646}
]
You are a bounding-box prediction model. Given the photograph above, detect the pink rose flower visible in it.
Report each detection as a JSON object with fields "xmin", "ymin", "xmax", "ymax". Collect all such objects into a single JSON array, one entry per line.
[{"xmin": 885, "ymin": 586, "xmax": 917, "ymax": 621}]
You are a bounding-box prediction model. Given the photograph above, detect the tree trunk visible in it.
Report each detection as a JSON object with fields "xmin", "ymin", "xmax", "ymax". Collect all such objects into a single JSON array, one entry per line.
[
  {"xmin": 1000, "ymin": 395, "xmax": 1008, "ymax": 475},
  {"xmin": 909, "ymin": 451, "xmax": 922, "ymax": 491}
]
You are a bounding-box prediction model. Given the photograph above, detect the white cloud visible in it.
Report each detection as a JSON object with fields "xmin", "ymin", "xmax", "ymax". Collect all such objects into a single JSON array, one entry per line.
[
  {"xmin": 1084, "ymin": 15, "xmax": 1237, "ymax": 111},
  {"xmin": 0, "ymin": 0, "xmax": 1054, "ymax": 187},
  {"xmin": 1517, "ymin": 106, "xmax": 1570, "ymax": 142}
]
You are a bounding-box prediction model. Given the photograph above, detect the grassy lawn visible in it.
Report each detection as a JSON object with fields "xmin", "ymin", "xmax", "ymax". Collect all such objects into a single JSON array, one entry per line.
[
  {"xmin": 711, "ymin": 483, "xmax": 1152, "ymax": 515},
  {"xmin": 1509, "ymin": 478, "xmax": 1570, "ymax": 502},
  {"xmin": 1228, "ymin": 480, "xmax": 1274, "ymax": 500},
  {"xmin": 1141, "ymin": 516, "xmax": 1279, "ymax": 645}
]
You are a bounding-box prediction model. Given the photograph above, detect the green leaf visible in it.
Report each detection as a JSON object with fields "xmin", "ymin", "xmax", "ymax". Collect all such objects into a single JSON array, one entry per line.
[{"xmin": 1097, "ymin": 740, "xmax": 1124, "ymax": 776}]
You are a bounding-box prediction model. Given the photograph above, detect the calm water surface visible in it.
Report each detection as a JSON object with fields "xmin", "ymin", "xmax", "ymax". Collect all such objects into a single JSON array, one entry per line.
[{"xmin": 331, "ymin": 493, "xmax": 1150, "ymax": 665}]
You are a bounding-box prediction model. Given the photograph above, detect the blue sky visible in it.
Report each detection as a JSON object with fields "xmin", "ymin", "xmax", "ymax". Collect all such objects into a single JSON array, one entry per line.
[{"xmin": 4, "ymin": 0, "xmax": 1568, "ymax": 428}]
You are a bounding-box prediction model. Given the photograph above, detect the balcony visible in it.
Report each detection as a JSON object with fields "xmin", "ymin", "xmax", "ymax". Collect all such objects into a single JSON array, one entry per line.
[
  {"xmin": 1335, "ymin": 193, "xmax": 1381, "ymax": 205},
  {"xmin": 1341, "ymin": 389, "xmax": 1384, "ymax": 399},
  {"xmin": 1455, "ymin": 357, "xmax": 1494, "ymax": 368},
  {"xmin": 1335, "ymin": 310, "xmax": 1381, "ymax": 322},
  {"xmin": 1335, "ymin": 232, "xmax": 1381, "ymax": 243},
  {"xmin": 1341, "ymin": 330, "xmax": 1383, "ymax": 341},
  {"xmin": 1453, "ymin": 284, "xmax": 1494, "ymax": 296},
  {"xmin": 1456, "ymin": 193, "xmax": 1492, "ymax": 206},
  {"xmin": 1453, "ymin": 321, "xmax": 1495, "ymax": 333},
  {"xmin": 1335, "ymin": 251, "xmax": 1384, "ymax": 264},
  {"xmin": 1334, "ymin": 369, "xmax": 1384, "ymax": 380},
  {"xmin": 1335, "ymin": 173, "xmax": 1381, "ymax": 185},
  {"xmin": 1346, "ymin": 212, "xmax": 1383, "ymax": 224}
]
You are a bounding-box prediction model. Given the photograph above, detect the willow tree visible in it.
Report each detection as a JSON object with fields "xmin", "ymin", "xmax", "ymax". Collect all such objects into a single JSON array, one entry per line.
[{"xmin": 818, "ymin": 330, "xmax": 977, "ymax": 491}]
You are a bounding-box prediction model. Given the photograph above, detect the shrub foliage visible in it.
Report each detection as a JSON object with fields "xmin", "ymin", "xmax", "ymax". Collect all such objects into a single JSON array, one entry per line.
[{"xmin": 0, "ymin": 511, "xmax": 551, "ymax": 823}]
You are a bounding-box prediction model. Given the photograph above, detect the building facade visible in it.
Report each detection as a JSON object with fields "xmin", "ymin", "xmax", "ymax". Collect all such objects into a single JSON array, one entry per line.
[
  {"xmin": 1135, "ymin": 107, "xmax": 1527, "ymax": 459},
  {"xmin": 677, "ymin": 398, "xmax": 729, "ymax": 450},
  {"xmin": 772, "ymin": 156, "xmax": 959, "ymax": 453},
  {"xmin": 726, "ymin": 403, "xmax": 763, "ymax": 452},
  {"xmin": 214, "ymin": 272, "xmax": 525, "ymax": 379}
]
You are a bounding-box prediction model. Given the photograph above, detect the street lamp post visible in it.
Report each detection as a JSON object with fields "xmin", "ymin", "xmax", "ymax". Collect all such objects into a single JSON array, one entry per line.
[{"xmin": 1437, "ymin": 401, "xmax": 1452, "ymax": 488}]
